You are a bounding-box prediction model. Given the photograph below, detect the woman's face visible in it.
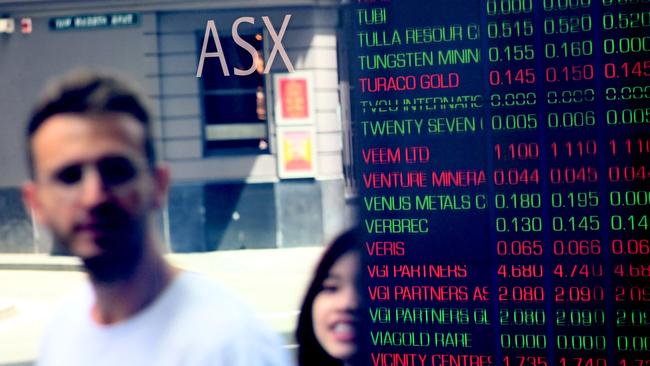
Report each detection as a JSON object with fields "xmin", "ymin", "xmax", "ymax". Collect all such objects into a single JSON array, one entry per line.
[{"xmin": 312, "ymin": 251, "xmax": 360, "ymax": 362}]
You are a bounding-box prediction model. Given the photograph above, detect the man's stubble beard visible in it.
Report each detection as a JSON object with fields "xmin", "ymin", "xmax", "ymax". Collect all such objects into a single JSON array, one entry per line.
[
  {"xmin": 53, "ymin": 214, "xmax": 149, "ymax": 284},
  {"xmin": 82, "ymin": 228, "xmax": 146, "ymax": 284}
]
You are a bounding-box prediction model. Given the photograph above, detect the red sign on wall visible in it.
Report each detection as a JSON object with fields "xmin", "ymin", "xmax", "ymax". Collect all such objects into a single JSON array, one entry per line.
[
  {"xmin": 280, "ymin": 78, "xmax": 309, "ymax": 119},
  {"xmin": 277, "ymin": 126, "xmax": 316, "ymax": 179},
  {"xmin": 273, "ymin": 71, "xmax": 314, "ymax": 126}
]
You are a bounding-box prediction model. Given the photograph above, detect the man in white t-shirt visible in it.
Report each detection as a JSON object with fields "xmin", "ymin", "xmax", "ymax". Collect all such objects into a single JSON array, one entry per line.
[{"xmin": 22, "ymin": 70, "xmax": 291, "ymax": 366}]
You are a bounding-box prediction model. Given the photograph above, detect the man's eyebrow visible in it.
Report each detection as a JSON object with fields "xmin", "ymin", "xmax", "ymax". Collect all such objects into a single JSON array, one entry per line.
[
  {"xmin": 50, "ymin": 160, "xmax": 84, "ymax": 173},
  {"xmin": 46, "ymin": 160, "xmax": 81, "ymax": 175}
]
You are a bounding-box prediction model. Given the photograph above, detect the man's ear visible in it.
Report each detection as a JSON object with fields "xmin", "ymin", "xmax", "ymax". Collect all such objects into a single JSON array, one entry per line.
[
  {"xmin": 152, "ymin": 165, "xmax": 170, "ymax": 209},
  {"xmin": 22, "ymin": 181, "xmax": 47, "ymax": 225}
]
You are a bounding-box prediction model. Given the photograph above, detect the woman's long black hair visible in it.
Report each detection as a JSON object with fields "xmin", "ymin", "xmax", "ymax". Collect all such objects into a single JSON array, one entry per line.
[{"xmin": 295, "ymin": 227, "xmax": 363, "ymax": 366}]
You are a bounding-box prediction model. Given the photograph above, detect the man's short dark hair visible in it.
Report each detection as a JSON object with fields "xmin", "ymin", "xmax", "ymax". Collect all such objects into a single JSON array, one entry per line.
[{"xmin": 26, "ymin": 69, "xmax": 156, "ymax": 174}]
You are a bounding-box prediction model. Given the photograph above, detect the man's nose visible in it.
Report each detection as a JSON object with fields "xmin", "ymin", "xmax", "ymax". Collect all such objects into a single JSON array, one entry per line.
[{"xmin": 79, "ymin": 167, "xmax": 110, "ymax": 207}]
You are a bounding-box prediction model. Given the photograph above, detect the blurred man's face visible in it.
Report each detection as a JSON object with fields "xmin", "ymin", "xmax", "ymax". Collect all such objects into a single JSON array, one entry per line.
[{"xmin": 23, "ymin": 113, "xmax": 167, "ymax": 281}]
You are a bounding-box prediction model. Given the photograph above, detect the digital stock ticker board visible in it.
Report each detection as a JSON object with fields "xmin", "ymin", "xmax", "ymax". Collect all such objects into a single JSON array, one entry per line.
[{"xmin": 346, "ymin": 1, "xmax": 650, "ymax": 366}]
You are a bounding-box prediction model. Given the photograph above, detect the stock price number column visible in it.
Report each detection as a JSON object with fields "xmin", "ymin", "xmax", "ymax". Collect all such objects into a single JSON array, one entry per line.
[
  {"xmin": 600, "ymin": 0, "xmax": 650, "ymax": 365},
  {"xmin": 540, "ymin": 1, "xmax": 608, "ymax": 366},
  {"xmin": 485, "ymin": 2, "xmax": 549, "ymax": 366}
]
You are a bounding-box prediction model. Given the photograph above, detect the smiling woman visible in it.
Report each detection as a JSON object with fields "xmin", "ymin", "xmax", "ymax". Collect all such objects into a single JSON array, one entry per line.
[{"xmin": 295, "ymin": 228, "xmax": 363, "ymax": 366}]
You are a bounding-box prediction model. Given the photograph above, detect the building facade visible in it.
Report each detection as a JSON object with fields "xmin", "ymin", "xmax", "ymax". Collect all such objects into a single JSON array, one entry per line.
[{"xmin": 0, "ymin": 0, "xmax": 356, "ymax": 253}]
